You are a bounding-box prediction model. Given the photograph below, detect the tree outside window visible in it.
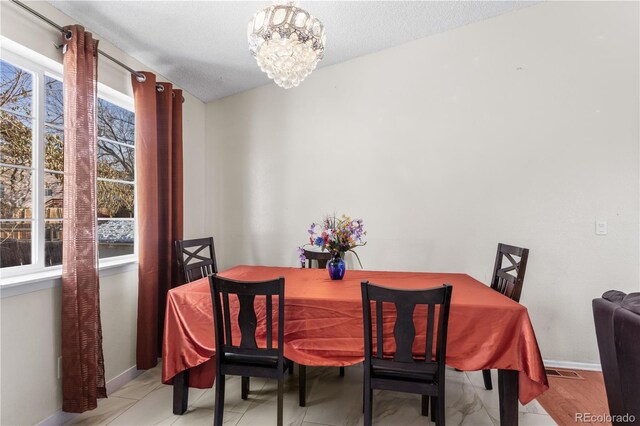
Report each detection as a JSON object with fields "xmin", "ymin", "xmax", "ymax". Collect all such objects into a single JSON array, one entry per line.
[{"xmin": 0, "ymin": 58, "xmax": 136, "ymax": 270}]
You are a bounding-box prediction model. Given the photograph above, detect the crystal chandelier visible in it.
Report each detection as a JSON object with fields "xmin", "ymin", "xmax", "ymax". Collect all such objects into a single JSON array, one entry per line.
[{"xmin": 248, "ymin": 1, "xmax": 326, "ymax": 89}]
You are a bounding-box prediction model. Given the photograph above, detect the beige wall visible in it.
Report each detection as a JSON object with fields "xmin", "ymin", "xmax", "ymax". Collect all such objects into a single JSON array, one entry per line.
[
  {"xmin": 0, "ymin": 268, "xmax": 138, "ymax": 425},
  {"xmin": 206, "ymin": 1, "xmax": 640, "ymax": 365},
  {"xmin": 0, "ymin": 1, "xmax": 207, "ymax": 424},
  {"xmin": 1, "ymin": 1, "xmax": 639, "ymax": 423}
]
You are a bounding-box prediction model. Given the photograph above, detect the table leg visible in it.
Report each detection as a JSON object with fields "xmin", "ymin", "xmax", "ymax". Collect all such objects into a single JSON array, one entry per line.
[
  {"xmin": 299, "ymin": 364, "xmax": 307, "ymax": 407},
  {"xmin": 173, "ymin": 369, "xmax": 190, "ymax": 415},
  {"xmin": 498, "ymin": 369, "xmax": 518, "ymax": 426}
]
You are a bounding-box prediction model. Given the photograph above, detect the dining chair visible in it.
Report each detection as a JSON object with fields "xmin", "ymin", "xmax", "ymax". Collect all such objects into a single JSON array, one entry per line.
[
  {"xmin": 209, "ymin": 274, "xmax": 290, "ymax": 426},
  {"xmin": 174, "ymin": 237, "xmax": 218, "ymax": 286},
  {"xmin": 361, "ymin": 281, "xmax": 453, "ymax": 426},
  {"xmin": 302, "ymin": 249, "xmax": 332, "ymax": 269},
  {"xmin": 482, "ymin": 242, "xmax": 529, "ymax": 390},
  {"xmin": 298, "ymin": 248, "xmax": 344, "ymax": 407}
]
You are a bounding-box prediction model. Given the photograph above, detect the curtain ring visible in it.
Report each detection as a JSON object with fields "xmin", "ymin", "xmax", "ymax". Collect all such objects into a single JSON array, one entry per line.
[
  {"xmin": 64, "ymin": 30, "xmax": 72, "ymax": 40},
  {"xmin": 135, "ymin": 73, "xmax": 146, "ymax": 83},
  {"xmin": 156, "ymin": 84, "xmax": 165, "ymax": 92},
  {"xmin": 171, "ymin": 92, "xmax": 186, "ymax": 103}
]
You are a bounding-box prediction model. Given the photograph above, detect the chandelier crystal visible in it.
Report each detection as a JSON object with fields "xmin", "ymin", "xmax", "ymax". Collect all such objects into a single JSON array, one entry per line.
[{"xmin": 248, "ymin": 1, "xmax": 326, "ymax": 89}]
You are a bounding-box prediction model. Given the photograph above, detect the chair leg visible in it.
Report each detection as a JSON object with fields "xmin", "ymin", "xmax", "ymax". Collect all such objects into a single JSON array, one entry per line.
[
  {"xmin": 339, "ymin": 366, "xmax": 345, "ymax": 377},
  {"xmin": 436, "ymin": 393, "xmax": 445, "ymax": 426},
  {"xmin": 421, "ymin": 395, "xmax": 429, "ymax": 416},
  {"xmin": 288, "ymin": 360, "xmax": 294, "ymax": 376},
  {"xmin": 430, "ymin": 396, "xmax": 436, "ymax": 423},
  {"xmin": 482, "ymin": 369, "xmax": 493, "ymax": 390},
  {"xmin": 299, "ymin": 364, "xmax": 307, "ymax": 407},
  {"xmin": 277, "ymin": 378, "xmax": 284, "ymax": 426},
  {"xmin": 362, "ymin": 369, "xmax": 367, "ymax": 413},
  {"xmin": 241, "ymin": 376, "xmax": 250, "ymax": 399},
  {"xmin": 363, "ymin": 377, "xmax": 373, "ymax": 426},
  {"xmin": 214, "ymin": 375, "xmax": 225, "ymax": 426}
]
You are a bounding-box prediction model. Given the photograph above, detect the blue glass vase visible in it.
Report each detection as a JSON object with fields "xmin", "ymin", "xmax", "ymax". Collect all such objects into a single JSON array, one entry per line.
[{"xmin": 327, "ymin": 253, "xmax": 346, "ymax": 280}]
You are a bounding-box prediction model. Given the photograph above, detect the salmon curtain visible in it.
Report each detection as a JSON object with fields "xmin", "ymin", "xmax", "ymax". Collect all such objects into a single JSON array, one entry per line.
[
  {"xmin": 61, "ymin": 25, "xmax": 106, "ymax": 413},
  {"xmin": 131, "ymin": 72, "xmax": 183, "ymax": 369}
]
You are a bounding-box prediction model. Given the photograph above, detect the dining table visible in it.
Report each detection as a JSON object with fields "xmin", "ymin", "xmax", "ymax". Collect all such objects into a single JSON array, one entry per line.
[{"xmin": 162, "ymin": 265, "xmax": 549, "ymax": 426}]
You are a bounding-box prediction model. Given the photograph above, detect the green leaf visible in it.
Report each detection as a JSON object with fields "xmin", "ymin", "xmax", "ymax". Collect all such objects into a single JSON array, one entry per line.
[{"xmin": 349, "ymin": 249, "xmax": 364, "ymax": 269}]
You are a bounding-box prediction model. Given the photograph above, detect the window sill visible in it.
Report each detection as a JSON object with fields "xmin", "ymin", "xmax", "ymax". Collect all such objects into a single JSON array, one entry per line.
[{"xmin": 0, "ymin": 257, "xmax": 138, "ymax": 298}]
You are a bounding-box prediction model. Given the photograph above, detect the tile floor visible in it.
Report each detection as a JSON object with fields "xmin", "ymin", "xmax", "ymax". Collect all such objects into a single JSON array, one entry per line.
[{"xmin": 66, "ymin": 364, "xmax": 556, "ymax": 425}]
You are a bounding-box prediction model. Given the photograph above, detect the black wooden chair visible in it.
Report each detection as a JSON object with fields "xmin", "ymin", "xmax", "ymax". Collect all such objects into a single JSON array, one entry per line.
[
  {"xmin": 209, "ymin": 275, "xmax": 290, "ymax": 426},
  {"xmin": 302, "ymin": 249, "xmax": 332, "ymax": 269},
  {"xmin": 482, "ymin": 243, "xmax": 529, "ymax": 390},
  {"xmin": 298, "ymin": 249, "xmax": 344, "ymax": 407},
  {"xmin": 361, "ymin": 281, "xmax": 453, "ymax": 426},
  {"xmin": 174, "ymin": 237, "xmax": 217, "ymax": 285}
]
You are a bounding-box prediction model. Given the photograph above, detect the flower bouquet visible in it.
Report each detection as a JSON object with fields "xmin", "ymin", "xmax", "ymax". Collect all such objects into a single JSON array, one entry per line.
[{"xmin": 298, "ymin": 214, "xmax": 366, "ymax": 280}]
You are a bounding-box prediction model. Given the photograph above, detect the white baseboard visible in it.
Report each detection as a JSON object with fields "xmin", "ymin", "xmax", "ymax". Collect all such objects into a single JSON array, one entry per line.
[
  {"xmin": 37, "ymin": 410, "xmax": 77, "ymax": 426},
  {"xmin": 38, "ymin": 365, "xmax": 143, "ymax": 426},
  {"xmin": 544, "ymin": 359, "xmax": 602, "ymax": 372},
  {"xmin": 105, "ymin": 364, "xmax": 144, "ymax": 395}
]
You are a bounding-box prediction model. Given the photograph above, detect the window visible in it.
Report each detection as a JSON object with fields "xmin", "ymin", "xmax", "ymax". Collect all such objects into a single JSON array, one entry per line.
[
  {"xmin": 96, "ymin": 97, "xmax": 136, "ymax": 259},
  {"xmin": 0, "ymin": 49, "xmax": 136, "ymax": 276},
  {"xmin": 1, "ymin": 58, "xmax": 35, "ymax": 270}
]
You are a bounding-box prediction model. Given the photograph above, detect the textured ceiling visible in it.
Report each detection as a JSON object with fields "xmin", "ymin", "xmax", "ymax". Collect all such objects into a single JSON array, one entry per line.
[{"xmin": 49, "ymin": 1, "xmax": 538, "ymax": 102}]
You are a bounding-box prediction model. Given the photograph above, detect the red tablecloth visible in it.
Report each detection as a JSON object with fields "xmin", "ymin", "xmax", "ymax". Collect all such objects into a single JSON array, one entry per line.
[{"xmin": 162, "ymin": 265, "xmax": 548, "ymax": 404}]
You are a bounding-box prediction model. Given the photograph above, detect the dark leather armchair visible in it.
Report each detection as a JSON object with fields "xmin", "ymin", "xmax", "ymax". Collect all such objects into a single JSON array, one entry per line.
[
  {"xmin": 593, "ymin": 291, "xmax": 640, "ymax": 424},
  {"xmin": 614, "ymin": 294, "xmax": 640, "ymax": 422}
]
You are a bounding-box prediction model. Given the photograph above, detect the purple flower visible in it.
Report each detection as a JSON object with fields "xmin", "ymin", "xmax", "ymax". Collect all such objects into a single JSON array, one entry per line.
[
  {"xmin": 298, "ymin": 246, "xmax": 306, "ymax": 266},
  {"xmin": 299, "ymin": 214, "xmax": 365, "ymax": 267}
]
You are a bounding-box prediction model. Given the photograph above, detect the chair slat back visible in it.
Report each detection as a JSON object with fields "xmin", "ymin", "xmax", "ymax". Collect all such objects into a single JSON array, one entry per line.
[
  {"xmin": 210, "ymin": 275, "xmax": 285, "ymax": 367},
  {"xmin": 490, "ymin": 243, "xmax": 529, "ymax": 303},
  {"xmin": 361, "ymin": 282, "xmax": 453, "ymax": 371},
  {"xmin": 303, "ymin": 249, "xmax": 332, "ymax": 269},
  {"xmin": 425, "ymin": 304, "xmax": 435, "ymax": 363},
  {"xmin": 376, "ymin": 300, "xmax": 383, "ymax": 360},
  {"xmin": 237, "ymin": 294, "xmax": 258, "ymax": 349},
  {"xmin": 266, "ymin": 295, "xmax": 273, "ymax": 350},
  {"xmin": 222, "ymin": 292, "xmax": 232, "ymax": 345},
  {"xmin": 393, "ymin": 301, "xmax": 416, "ymax": 362},
  {"xmin": 175, "ymin": 237, "xmax": 218, "ymax": 285}
]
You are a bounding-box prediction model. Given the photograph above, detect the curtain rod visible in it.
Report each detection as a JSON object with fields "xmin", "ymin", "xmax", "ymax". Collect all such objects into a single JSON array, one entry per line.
[{"xmin": 10, "ymin": 0, "xmax": 186, "ymax": 103}]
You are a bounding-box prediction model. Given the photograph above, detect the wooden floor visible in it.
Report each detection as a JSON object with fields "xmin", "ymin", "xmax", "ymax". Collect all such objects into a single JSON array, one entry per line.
[{"xmin": 536, "ymin": 370, "xmax": 611, "ymax": 425}]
